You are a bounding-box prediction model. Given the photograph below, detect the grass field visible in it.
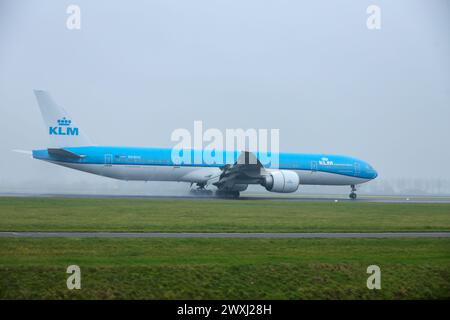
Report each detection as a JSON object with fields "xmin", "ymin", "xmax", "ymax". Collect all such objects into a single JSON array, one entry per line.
[
  {"xmin": 1, "ymin": 197, "xmax": 450, "ymax": 232},
  {"xmin": 1, "ymin": 238, "xmax": 449, "ymax": 299},
  {"xmin": 0, "ymin": 196, "xmax": 449, "ymax": 299}
]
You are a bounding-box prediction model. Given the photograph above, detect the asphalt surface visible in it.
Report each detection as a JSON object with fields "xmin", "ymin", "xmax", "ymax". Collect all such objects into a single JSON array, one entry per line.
[
  {"xmin": 0, "ymin": 232, "xmax": 449, "ymax": 238},
  {"xmin": 2, "ymin": 193, "xmax": 450, "ymax": 203}
]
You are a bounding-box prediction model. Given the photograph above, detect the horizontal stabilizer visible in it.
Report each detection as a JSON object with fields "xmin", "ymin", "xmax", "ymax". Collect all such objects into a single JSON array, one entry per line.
[{"xmin": 47, "ymin": 148, "xmax": 85, "ymax": 159}]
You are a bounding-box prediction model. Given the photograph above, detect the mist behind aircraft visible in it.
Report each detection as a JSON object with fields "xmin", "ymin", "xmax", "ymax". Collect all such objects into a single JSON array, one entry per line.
[{"xmin": 0, "ymin": 0, "xmax": 449, "ymax": 195}]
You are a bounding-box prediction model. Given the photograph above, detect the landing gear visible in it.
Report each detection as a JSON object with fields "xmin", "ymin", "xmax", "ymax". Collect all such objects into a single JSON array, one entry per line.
[
  {"xmin": 215, "ymin": 190, "xmax": 240, "ymax": 199},
  {"xmin": 189, "ymin": 183, "xmax": 213, "ymax": 196},
  {"xmin": 349, "ymin": 185, "xmax": 357, "ymax": 200}
]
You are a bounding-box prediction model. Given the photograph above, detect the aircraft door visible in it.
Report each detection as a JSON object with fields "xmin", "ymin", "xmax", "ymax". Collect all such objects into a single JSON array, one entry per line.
[
  {"xmin": 354, "ymin": 162, "xmax": 360, "ymax": 176},
  {"xmin": 104, "ymin": 154, "xmax": 113, "ymax": 166},
  {"xmin": 311, "ymin": 161, "xmax": 318, "ymax": 173}
]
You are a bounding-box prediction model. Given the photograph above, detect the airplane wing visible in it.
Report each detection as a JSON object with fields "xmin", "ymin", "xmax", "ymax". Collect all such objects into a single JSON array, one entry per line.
[{"xmin": 213, "ymin": 151, "xmax": 266, "ymax": 191}]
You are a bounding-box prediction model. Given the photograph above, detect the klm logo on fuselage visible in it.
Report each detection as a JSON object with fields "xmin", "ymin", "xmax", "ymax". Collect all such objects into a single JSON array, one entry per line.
[
  {"xmin": 319, "ymin": 157, "xmax": 334, "ymax": 166},
  {"xmin": 49, "ymin": 117, "xmax": 79, "ymax": 136}
]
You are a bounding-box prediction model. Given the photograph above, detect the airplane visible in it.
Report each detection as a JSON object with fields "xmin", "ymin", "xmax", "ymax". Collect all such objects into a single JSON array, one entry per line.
[{"xmin": 25, "ymin": 90, "xmax": 378, "ymax": 199}]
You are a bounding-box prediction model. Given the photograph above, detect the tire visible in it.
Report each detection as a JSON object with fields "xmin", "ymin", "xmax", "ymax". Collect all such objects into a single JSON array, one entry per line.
[
  {"xmin": 215, "ymin": 191, "xmax": 240, "ymax": 199},
  {"xmin": 190, "ymin": 189, "xmax": 213, "ymax": 196}
]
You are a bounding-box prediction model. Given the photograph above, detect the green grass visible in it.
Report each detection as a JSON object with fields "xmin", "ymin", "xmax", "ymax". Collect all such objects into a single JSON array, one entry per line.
[
  {"xmin": 0, "ymin": 197, "xmax": 450, "ymax": 232},
  {"xmin": 0, "ymin": 238, "xmax": 449, "ymax": 299},
  {"xmin": 1, "ymin": 197, "xmax": 449, "ymax": 299}
]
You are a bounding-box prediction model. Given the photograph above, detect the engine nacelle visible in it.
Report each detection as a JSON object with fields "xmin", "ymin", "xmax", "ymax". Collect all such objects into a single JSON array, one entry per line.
[{"xmin": 264, "ymin": 170, "xmax": 299, "ymax": 193}]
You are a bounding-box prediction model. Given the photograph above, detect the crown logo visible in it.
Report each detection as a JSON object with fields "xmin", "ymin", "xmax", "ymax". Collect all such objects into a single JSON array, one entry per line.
[{"xmin": 57, "ymin": 117, "xmax": 72, "ymax": 126}]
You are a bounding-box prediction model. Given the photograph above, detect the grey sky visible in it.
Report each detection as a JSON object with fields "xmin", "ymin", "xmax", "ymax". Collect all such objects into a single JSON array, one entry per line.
[{"xmin": 0, "ymin": 0, "xmax": 449, "ymax": 193}]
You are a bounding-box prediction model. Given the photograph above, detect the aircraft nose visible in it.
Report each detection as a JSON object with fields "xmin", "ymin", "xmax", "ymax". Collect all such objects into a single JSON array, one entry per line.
[
  {"xmin": 369, "ymin": 165, "xmax": 378, "ymax": 179},
  {"xmin": 365, "ymin": 161, "xmax": 378, "ymax": 179},
  {"xmin": 372, "ymin": 169, "xmax": 378, "ymax": 179}
]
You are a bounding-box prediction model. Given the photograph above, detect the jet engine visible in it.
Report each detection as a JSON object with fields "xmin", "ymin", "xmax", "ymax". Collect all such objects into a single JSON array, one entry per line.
[{"xmin": 264, "ymin": 170, "xmax": 299, "ymax": 193}]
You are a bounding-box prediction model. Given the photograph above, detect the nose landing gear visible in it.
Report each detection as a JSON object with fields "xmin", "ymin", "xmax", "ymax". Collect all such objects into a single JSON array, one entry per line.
[{"xmin": 349, "ymin": 185, "xmax": 357, "ymax": 200}]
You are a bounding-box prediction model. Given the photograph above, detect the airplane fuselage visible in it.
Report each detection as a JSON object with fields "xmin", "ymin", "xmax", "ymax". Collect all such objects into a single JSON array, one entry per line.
[{"xmin": 33, "ymin": 146, "xmax": 378, "ymax": 186}]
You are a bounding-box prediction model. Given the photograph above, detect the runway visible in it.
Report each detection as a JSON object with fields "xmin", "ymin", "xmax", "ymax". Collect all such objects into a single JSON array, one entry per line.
[
  {"xmin": 1, "ymin": 232, "xmax": 449, "ymax": 238},
  {"xmin": 2, "ymin": 193, "xmax": 450, "ymax": 203}
]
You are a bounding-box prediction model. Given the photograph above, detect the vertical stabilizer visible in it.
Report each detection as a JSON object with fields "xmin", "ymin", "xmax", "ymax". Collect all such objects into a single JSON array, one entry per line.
[{"xmin": 34, "ymin": 90, "xmax": 92, "ymax": 147}]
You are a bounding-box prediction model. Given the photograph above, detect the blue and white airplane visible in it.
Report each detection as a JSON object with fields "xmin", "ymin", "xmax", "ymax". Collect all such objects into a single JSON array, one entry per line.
[{"xmin": 27, "ymin": 90, "xmax": 377, "ymax": 199}]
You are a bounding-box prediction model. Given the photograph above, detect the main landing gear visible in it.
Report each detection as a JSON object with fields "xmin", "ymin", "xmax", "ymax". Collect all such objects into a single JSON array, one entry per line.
[
  {"xmin": 189, "ymin": 183, "xmax": 213, "ymax": 196},
  {"xmin": 349, "ymin": 184, "xmax": 357, "ymax": 200},
  {"xmin": 215, "ymin": 190, "xmax": 240, "ymax": 199}
]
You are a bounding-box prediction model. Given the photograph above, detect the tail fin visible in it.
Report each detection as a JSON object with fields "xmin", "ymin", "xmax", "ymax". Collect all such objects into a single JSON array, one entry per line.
[{"xmin": 34, "ymin": 90, "xmax": 92, "ymax": 147}]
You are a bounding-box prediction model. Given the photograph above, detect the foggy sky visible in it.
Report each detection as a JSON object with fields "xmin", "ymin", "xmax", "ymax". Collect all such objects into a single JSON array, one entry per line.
[{"xmin": 0, "ymin": 0, "xmax": 449, "ymax": 194}]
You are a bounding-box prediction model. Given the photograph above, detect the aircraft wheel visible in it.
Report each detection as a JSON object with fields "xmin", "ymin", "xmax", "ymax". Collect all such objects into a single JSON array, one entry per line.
[
  {"xmin": 190, "ymin": 189, "xmax": 213, "ymax": 196},
  {"xmin": 349, "ymin": 192, "xmax": 357, "ymax": 200},
  {"xmin": 215, "ymin": 191, "xmax": 240, "ymax": 199}
]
